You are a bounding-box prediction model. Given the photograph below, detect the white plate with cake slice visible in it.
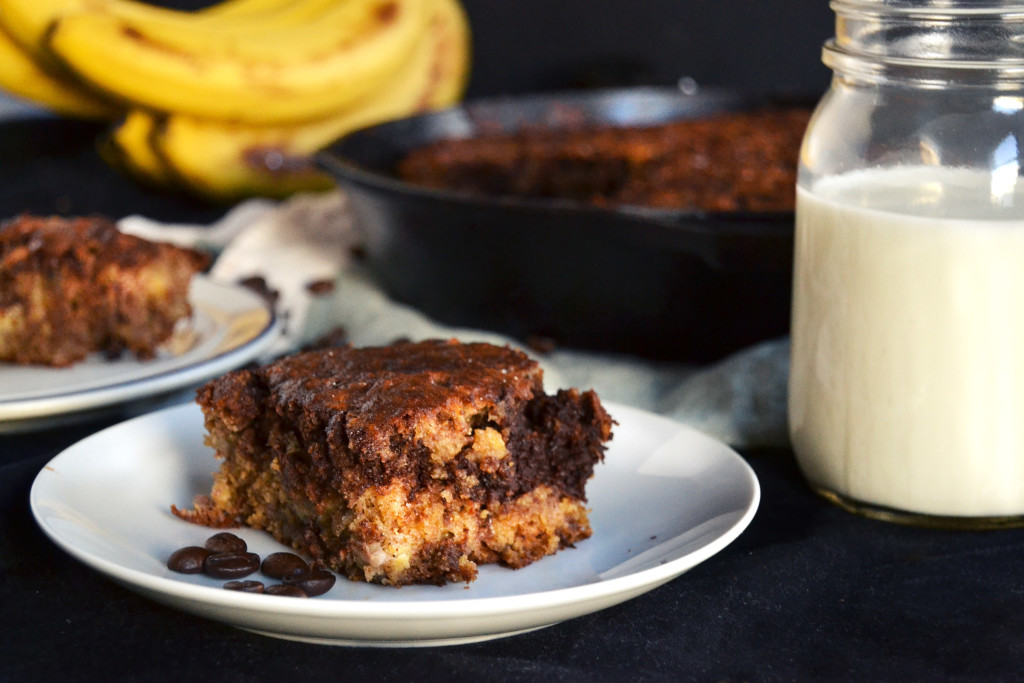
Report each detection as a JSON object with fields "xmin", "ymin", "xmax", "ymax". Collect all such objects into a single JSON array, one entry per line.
[
  {"xmin": 0, "ymin": 276, "xmax": 281, "ymax": 432},
  {"xmin": 30, "ymin": 400, "xmax": 759, "ymax": 647}
]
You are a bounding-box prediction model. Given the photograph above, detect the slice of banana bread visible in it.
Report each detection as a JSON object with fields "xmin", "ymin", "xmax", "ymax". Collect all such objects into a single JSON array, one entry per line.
[
  {"xmin": 174, "ymin": 339, "xmax": 613, "ymax": 586},
  {"xmin": 0, "ymin": 214, "xmax": 210, "ymax": 366}
]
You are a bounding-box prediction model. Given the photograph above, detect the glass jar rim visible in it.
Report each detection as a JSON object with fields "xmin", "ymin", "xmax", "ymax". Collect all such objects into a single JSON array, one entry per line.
[
  {"xmin": 832, "ymin": 0, "xmax": 1024, "ymax": 16},
  {"xmin": 829, "ymin": 0, "xmax": 1024, "ymax": 71},
  {"xmin": 824, "ymin": 40, "xmax": 1024, "ymax": 86}
]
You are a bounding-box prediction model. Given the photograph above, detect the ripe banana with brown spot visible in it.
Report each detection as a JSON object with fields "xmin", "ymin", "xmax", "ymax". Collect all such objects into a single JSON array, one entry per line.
[
  {"xmin": 1, "ymin": 0, "xmax": 114, "ymax": 65},
  {"xmin": 45, "ymin": 0, "xmax": 430, "ymax": 124},
  {"xmin": 0, "ymin": 0, "xmax": 314, "ymax": 60},
  {"xmin": 197, "ymin": 0, "xmax": 318, "ymax": 21},
  {"xmin": 0, "ymin": 23, "xmax": 117, "ymax": 119},
  {"xmin": 0, "ymin": 0, "xmax": 331, "ymax": 117},
  {"xmin": 138, "ymin": 0, "xmax": 469, "ymax": 201},
  {"xmin": 0, "ymin": 0, "xmax": 471, "ymax": 200}
]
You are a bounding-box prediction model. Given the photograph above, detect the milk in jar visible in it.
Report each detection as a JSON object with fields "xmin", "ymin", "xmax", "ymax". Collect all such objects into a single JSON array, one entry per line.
[{"xmin": 789, "ymin": 166, "xmax": 1024, "ymax": 519}]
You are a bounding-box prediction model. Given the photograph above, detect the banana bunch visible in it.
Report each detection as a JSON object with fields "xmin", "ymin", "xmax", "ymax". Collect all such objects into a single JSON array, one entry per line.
[{"xmin": 0, "ymin": 0, "xmax": 471, "ymax": 201}]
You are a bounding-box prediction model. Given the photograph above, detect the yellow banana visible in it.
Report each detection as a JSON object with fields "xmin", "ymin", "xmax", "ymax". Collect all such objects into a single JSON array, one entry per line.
[
  {"xmin": 1, "ymin": 0, "xmax": 105, "ymax": 63},
  {"xmin": 46, "ymin": 0, "xmax": 429, "ymax": 124},
  {"xmin": 199, "ymin": 0, "xmax": 356, "ymax": 30},
  {"xmin": 98, "ymin": 109, "xmax": 177, "ymax": 188},
  {"xmin": 0, "ymin": 23, "xmax": 118, "ymax": 118},
  {"xmin": 102, "ymin": 0, "xmax": 371, "ymax": 50},
  {"xmin": 141, "ymin": 0, "xmax": 469, "ymax": 201},
  {"xmin": 421, "ymin": 0, "xmax": 470, "ymax": 108},
  {"xmin": 0, "ymin": 0, "xmax": 319, "ymax": 118},
  {"xmin": 0, "ymin": 0, "xmax": 317, "ymax": 59},
  {"xmin": 198, "ymin": 0, "xmax": 315, "ymax": 21}
]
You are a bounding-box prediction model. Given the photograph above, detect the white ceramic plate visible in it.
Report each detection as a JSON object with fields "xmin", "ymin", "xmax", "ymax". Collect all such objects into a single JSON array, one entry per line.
[
  {"xmin": 0, "ymin": 276, "xmax": 280, "ymax": 432},
  {"xmin": 30, "ymin": 401, "xmax": 759, "ymax": 647}
]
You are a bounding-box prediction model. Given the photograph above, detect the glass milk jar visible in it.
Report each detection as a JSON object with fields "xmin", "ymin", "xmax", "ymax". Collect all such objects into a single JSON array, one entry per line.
[{"xmin": 789, "ymin": 0, "xmax": 1024, "ymax": 527}]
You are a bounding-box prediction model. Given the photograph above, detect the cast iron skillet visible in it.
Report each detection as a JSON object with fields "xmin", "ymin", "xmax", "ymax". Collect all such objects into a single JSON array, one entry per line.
[{"xmin": 318, "ymin": 87, "xmax": 800, "ymax": 363}]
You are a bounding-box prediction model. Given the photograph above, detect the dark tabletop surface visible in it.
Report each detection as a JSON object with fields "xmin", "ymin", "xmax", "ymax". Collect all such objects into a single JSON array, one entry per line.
[
  {"xmin": 5, "ymin": 422, "xmax": 1024, "ymax": 682},
  {"xmin": 3, "ymin": 115, "xmax": 1024, "ymax": 683}
]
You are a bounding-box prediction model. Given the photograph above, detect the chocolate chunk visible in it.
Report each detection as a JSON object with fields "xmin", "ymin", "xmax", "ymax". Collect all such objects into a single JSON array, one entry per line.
[
  {"xmin": 204, "ymin": 532, "xmax": 247, "ymax": 554},
  {"xmin": 223, "ymin": 580, "xmax": 265, "ymax": 593},
  {"xmin": 302, "ymin": 326, "xmax": 348, "ymax": 350},
  {"xmin": 526, "ymin": 335, "xmax": 557, "ymax": 355},
  {"xmin": 205, "ymin": 551, "xmax": 261, "ymax": 579},
  {"xmin": 237, "ymin": 276, "xmax": 279, "ymax": 306},
  {"xmin": 305, "ymin": 279, "xmax": 334, "ymax": 296},
  {"xmin": 260, "ymin": 552, "xmax": 309, "ymax": 579},
  {"xmin": 167, "ymin": 546, "xmax": 212, "ymax": 574},
  {"xmin": 283, "ymin": 567, "xmax": 336, "ymax": 597},
  {"xmin": 169, "ymin": 533, "xmax": 338, "ymax": 598},
  {"xmin": 265, "ymin": 584, "xmax": 308, "ymax": 598}
]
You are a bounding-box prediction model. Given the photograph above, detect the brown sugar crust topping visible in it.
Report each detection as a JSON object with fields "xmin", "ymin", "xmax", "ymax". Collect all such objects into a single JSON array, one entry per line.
[
  {"xmin": 199, "ymin": 340, "xmax": 609, "ymax": 505},
  {"xmin": 396, "ymin": 107, "xmax": 811, "ymax": 213},
  {"xmin": 0, "ymin": 214, "xmax": 205, "ymax": 286},
  {"xmin": 183, "ymin": 340, "xmax": 614, "ymax": 585},
  {"xmin": 0, "ymin": 214, "xmax": 210, "ymax": 366}
]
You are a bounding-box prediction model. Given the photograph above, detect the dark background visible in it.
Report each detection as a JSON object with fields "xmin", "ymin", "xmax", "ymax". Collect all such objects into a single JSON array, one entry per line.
[
  {"xmin": 8, "ymin": 6, "xmax": 1024, "ymax": 682},
  {"xmin": 460, "ymin": 0, "xmax": 834, "ymax": 98},
  {"xmin": 0, "ymin": 0, "xmax": 837, "ymax": 222},
  {"xmin": 0, "ymin": 0, "xmax": 837, "ymax": 101},
  {"xmin": 0, "ymin": 1, "xmax": 837, "ymax": 222}
]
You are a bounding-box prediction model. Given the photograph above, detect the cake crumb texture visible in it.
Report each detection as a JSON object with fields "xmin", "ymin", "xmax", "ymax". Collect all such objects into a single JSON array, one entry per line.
[
  {"xmin": 396, "ymin": 107, "xmax": 811, "ymax": 213},
  {"xmin": 177, "ymin": 339, "xmax": 614, "ymax": 586},
  {"xmin": 0, "ymin": 214, "xmax": 210, "ymax": 366}
]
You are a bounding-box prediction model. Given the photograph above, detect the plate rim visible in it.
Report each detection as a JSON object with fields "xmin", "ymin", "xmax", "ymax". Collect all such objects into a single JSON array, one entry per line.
[
  {"xmin": 29, "ymin": 401, "xmax": 760, "ymax": 643},
  {"xmin": 0, "ymin": 276, "xmax": 280, "ymax": 423}
]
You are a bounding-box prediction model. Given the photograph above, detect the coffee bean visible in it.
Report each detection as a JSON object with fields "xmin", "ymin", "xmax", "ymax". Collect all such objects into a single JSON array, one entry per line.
[
  {"xmin": 205, "ymin": 551, "xmax": 261, "ymax": 579},
  {"xmin": 265, "ymin": 584, "xmax": 308, "ymax": 598},
  {"xmin": 283, "ymin": 567, "xmax": 336, "ymax": 597},
  {"xmin": 205, "ymin": 532, "xmax": 247, "ymax": 554},
  {"xmin": 261, "ymin": 552, "xmax": 309, "ymax": 579},
  {"xmin": 167, "ymin": 546, "xmax": 212, "ymax": 574},
  {"xmin": 223, "ymin": 580, "xmax": 265, "ymax": 593},
  {"xmin": 169, "ymin": 532, "xmax": 339, "ymax": 599}
]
